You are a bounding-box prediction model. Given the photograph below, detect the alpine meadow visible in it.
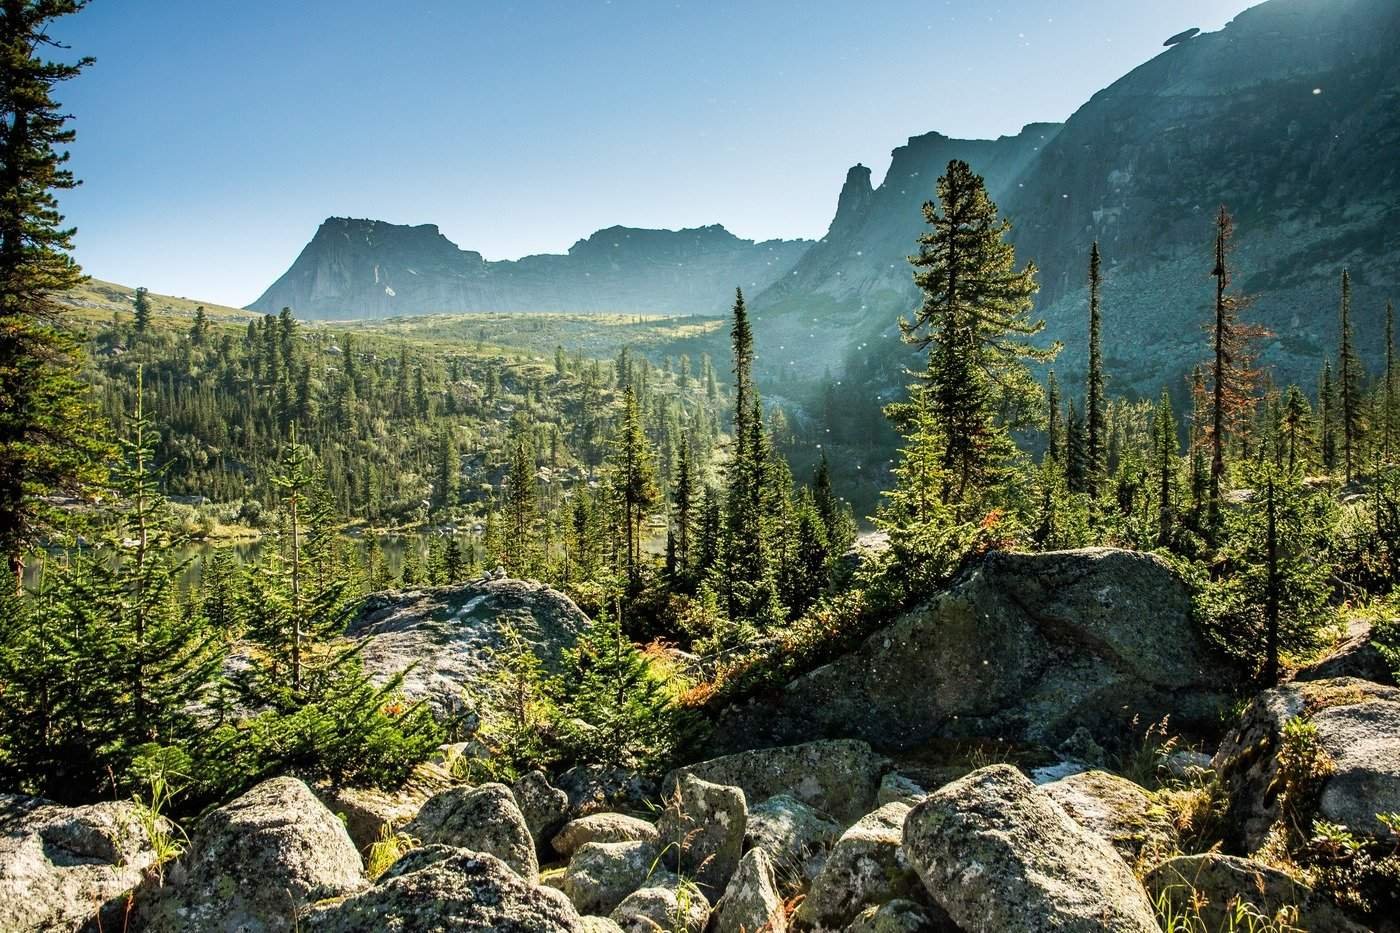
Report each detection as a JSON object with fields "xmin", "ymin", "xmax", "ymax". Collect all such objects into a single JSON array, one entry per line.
[{"xmin": 5, "ymin": 1, "xmax": 1400, "ymax": 931}]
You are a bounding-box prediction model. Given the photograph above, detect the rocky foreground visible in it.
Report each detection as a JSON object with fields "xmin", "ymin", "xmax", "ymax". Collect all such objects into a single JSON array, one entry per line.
[{"xmin": 3, "ymin": 548, "xmax": 1398, "ymax": 932}]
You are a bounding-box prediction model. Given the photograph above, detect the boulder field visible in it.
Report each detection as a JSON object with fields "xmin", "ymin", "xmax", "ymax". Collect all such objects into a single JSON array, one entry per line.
[{"xmin": 4, "ymin": 547, "xmax": 1398, "ymax": 931}]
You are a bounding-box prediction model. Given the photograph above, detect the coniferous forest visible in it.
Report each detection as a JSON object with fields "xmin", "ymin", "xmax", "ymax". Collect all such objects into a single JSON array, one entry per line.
[{"xmin": 4, "ymin": 2, "xmax": 1400, "ymax": 932}]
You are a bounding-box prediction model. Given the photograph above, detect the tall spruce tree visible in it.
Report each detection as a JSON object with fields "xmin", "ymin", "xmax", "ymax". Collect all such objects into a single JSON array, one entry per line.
[
  {"xmin": 1337, "ymin": 269, "xmax": 1364, "ymax": 482},
  {"xmin": 0, "ymin": 0, "xmax": 107, "ymax": 587},
  {"xmin": 1155, "ymin": 389, "xmax": 1177, "ymax": 545},
  {"xmin": 1320, "ymin": 360, "xmax": 1338, "ymax": 472},
  {"xmin": 609, "ymin": 386, "xmax": 658, "ymax": 591},
  {"xmin": 1384, "ymin": 300, "xmax": 1397, "ymax": 463},
  {"xmin": 1205, "ymin": 206, "xmax": 1263, "ymax": 533},
  {"xmin": 132, "ymin": 286, "xmax": 151, "ymax": 334},
  {"xmin": 900, "ymin": 159, "xmax": 1056, "ymax": 509},
  {"xmin": 1086, "ymin": 242, "xmax": 1107, "ymax": 494},
  {"xmin": 1046, "ymin": 370, "xmax": 1062, "ymax": 463}
]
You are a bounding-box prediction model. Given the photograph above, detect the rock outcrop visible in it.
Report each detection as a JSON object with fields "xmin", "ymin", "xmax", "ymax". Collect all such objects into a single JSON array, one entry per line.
[
  {"xmin": 1214, "ymin": 676, "xmax": 1400, "ymax": 848},
  {"xmin": 139, "ymin": 776, "xmax": 364, "ymax": 933},
  {"xmin": 512, "ymin": 770, "xmax": 571, "ymax": 846},
  {"xmin": 304, "ymin": 845, "xmax": 586, "ymax": 932},
  {"xmin": 404, "ymin": 782, "xmax": 539, "ymax": 878},
  {"xmin": 0, "ymin": 795, "xmax": 169, "ymax": 933},
  {"xmin": 718, "ymin": 549, "xmax": 1236, "ymax": 752},
  {"xmin": 1295, "ymin": 618, "xmax": 1395, "ymax": 686},
  {"xmin": 350, "ymin": 579, "xmax": 592, "ymax": 719},
  {"xmin": 903, "ymin": 765, "xmax": 1159, "ymax": 933}
]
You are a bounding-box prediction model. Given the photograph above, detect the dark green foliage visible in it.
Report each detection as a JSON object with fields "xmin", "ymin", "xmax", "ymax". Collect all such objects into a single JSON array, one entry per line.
[
  {"xmin": 1337, "ymin": 269, "xmax": 1365, "ymax": 482},
  {"xmin": 1196, "ymin": 458, "xmax": 1333, "ymax": 683},
  {"xmin": 1086, "ymin": 241, "xmax": 1107, "ymax": 495},
  {"xmin": 0, "ymin": 0, "xmax": 108, "ymax": 586},
  {"xmin": 900, "ymin": 159, "xmax": 1057, "ymax": 510}
]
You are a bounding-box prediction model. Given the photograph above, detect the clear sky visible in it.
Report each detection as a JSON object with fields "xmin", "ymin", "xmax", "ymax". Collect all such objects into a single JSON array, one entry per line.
[{"xmin": 51, "ymin": 0, "xmax": 1250, "ymax": 307}]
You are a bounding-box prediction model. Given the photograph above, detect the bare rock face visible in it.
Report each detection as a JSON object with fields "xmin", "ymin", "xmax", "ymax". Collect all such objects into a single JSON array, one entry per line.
[
  {"xmin": 1041, "ymin": 769, "xmax": 1178, "ymax": 868},
  {"xmin": 796, "ymin": 801, "xmax": 922, "ymax": 932},
  {"xmin": 348, "ymin": 578, "xmax": 592, "ymax": 719},
  {"xmin": 138, "ymin": 776, "xmax": 364, "ymax": 933},
  {"xmin": 1145, "ymin": 854, "xmax": 1369, "ymax": 933},
  {"xmin": 666, "ymin": 739, "xmax": 889, "ymax": 825},
  {"xmin": 0, "ymin": 795, "xmax": 170, "ymax": 933},
  {"xmin": 903, "ymin": 765, "xmax": 1159, "ymax": 933},
  {"xmin": 1214, "ymin": 676, "xmax": 1400, "ymax": 849},
  {"xmin": 404, "ymin": 783, "xmax": 538, "ymax": 879},
  {"xmin": 717, "ymin": 549, "xmax": 1237, "ymax": 753},
  {"xmin": 304, "ymin": 845, "xmax": 586, "ymax": 932},
  {"xmin": 656, "ymin": 774, "xmax": 746, "ymax": 898}
]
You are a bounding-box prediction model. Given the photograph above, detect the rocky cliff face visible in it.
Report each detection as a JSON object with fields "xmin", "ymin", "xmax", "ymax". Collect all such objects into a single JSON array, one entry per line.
[
  {"xmin": 755, "ymin": 0, "xmax": 1400, "ymax": 391},
  {"xmin": 248, "ymin": 218, "xmax": 810, "ymax": 319}
]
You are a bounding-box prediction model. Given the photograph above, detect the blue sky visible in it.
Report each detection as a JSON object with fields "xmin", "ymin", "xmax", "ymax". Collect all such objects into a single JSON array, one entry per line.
[{"xmin": 52, "ymin": 0, "xmax": 1248, "ymax": 306}]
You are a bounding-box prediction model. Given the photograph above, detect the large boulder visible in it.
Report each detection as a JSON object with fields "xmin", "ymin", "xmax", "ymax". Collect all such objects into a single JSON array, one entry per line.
[
  {"xmin": 1145, "ymin": 854, "xmax": 1368, "ymax": 933},
  {"xmin": 304, "ymin": 845, "xmax": 586, "ymax": 932},
  {"xmin": 848, "ymin": 899, "xmax": 954, "ymax": 933},
  {"xmin": 717, "ymin": 549, "xmax": 1237, "ymax": 751},
  {"xmin": 610, "ymin": 872, "xmax": 710, "ymax": 933},
  {"xmin": 562, "ymin": 840, "xmax": 660, "ymax": 916},
  {"xmin": 139, "ymin": 776, "xmax": 364, "ymax": 933},
  {"xmin": 1041, "ymin": 769, "xmax": 1178, "ymax": 868},
  {"xmin": 903, "ymin": 765, "xmax": 1159, "ymax": 933},
  {"xmin": 349, "ymin": 578, "xmax": 592, "ymax": 718},
  {"xmin": 512, "ymin": 770, "xmax": 571, "ymax": 845},
  {"xmin": 714, "ymin": 847, "xmax": 786, "ymax": 933},
  {"xmin": 667, "ymin": 740, "xmax": 887, "ymax": 824},
  {"xmin": 795, "ymin": 801, "xmax": 923, "ymax": 931},
  {"xmin": 1213, "ymin": 676, "xmax": 1400, "ymax": 849},
  {"xmin": 555, "ymin": 764, "xmax": 657, "ymax": 819},
  {"xmin": 744, "ymin": 794, "xmax": 843, "ymax": 894},
  {"xmin": 404, "ymin": 782, "xmax": 538, "ymax": 878},
  {"xmin": 656, "ymin": 774, "xmax": 746, "ymax": 897},
  {"xmin": 552, "ymin": 812, "xmax": 660, "ymax": 860},
  {"xmin": 0, "ymin": 795, "xmax": 170, "ymax": 933}
]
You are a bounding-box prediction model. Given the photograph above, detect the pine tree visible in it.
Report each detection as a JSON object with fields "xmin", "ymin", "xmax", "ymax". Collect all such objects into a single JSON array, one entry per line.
[
  {"xmin": 1065, "ymin": 399, "xmax": 1086, "ymax": 493},
  {"xmin": 609, "ymin": 386, "xmax": 659, "ymax": 591},
  {"xmin": 1205, "ymin": 206, "xmax": 1264, "ymax": 533},
  {"xmin": 476, "ymin": 621, "xmax": 556, "ymax": 777},
  {"xmin": 1384, "ymin": 300, "xmax": 1398, "ymax": 463},
  {"xmin": 1046, "ymin": 370, "xmax": 1062, "ymax": 463},
  {"xmin": 559, "ymin": 604, "xmax": 688, "ymax": 771},
  {"xmin": 672, "ymin": 438, "xmax": 696, "ymax": 583},
  {"xmin": 133, "ymin": 286, "xmax": 151, "ymax": 334},
  {"xmin": 0, "ymin": 1, "xmax": 107, "ymax": 587},
  {"xmin": 1086, "ymin": 241, "xmax": 1107, "ymax": 494},
  {"xmin": 190, "ymin": 305, "xmax": 209, "ymax": 345},
  {"xmin": 434, "ymin": 426, "xmax": 459, "ymax": 513},
  {"xmin": 505, "ymin": 437, "xmax": 538, "ymax": 572},
  {"xmin": 812, "ymin": 452, "xmax": 854, "ymax": 553},
  {"xmin": 900, "ymin": 159, "xmax": 1057, "ymax": 509},
  {"xmin": 1337, "ymin": 269, "xmax": 1364, "ymax": 482},
  {"xmin": 1281, "ymin": 385, "xmax": 1313, "ymax": 473},
  {"xmin": 1319, "ymin": 360, "xmax": 1338, "ymax": 472},
  {"xmin": 1155, "ymin": 389, "xmax": 1177, "ymax": 545}
]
